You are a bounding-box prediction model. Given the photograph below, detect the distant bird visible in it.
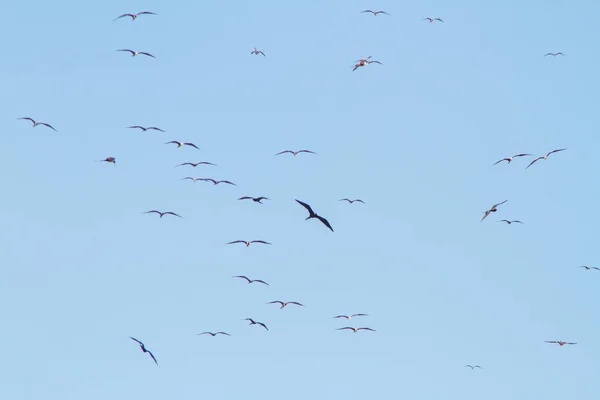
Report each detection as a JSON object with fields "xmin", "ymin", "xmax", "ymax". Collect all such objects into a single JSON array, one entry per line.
[
  {"xmin": 117, "ymin": 49, "xmax": 155, "ymax": 58},
  {"xmin": 114, "ymin": 11, "xmax": 157, "ymax": 21},
  {"xmin": 251, "ymin": 47, "xmax": 266, "ymax": 57},
  {"xmin": 353, "ymin": 58, "xmax": 382, "ymax": 71},
  {"xmin": 275, "ymin": 150, "xmax": 315, "ymax": 156},
  {"xmin": 423, "ymin": 17, "xmax": 444, "ymax": 23},
  {"xmin": 267, "ymin": 301, "xmax": 304, "ymax": 309},
  {"xmin": 17, "ymin": 117, "xmax": 57, "ymax": 131},
  {"xmin": 96, "ymin": 157, "xmax": 116, "ymax": 164},
  {"xmin": 233, "ymin": 275, "xmax": 270, "ymax": 286},
  {"xmin": 295, "ymin": 199, "xmax": 334, "ymax": 232},
  {"xmin": 492, "ymin": 153, "xmax": 532, "ymax": 165},
  {"xmin": 332, "ymin": 314, "xmax": 368, "ymax": 320},
  {"xmin": 245, "ymin": 318, "xmax": 268, "ymax": 331},
  {"xmin": 498, "ymin": 220, "xmax": 523, "ymax": 225},
  {"xmin": 176, "ymin": 161, "xmax": 216, "ymax": 167},
  {"xmin": 545, "ymin": 52, "xmax": 565, "ymax": 57},
  {"xmin": 526, "ymin": 149, "xmax": 567, "ymax": 169},
  {"xmin": 545, "ymin": 341, "xmax": 577, "ymax": 347},
  {"xmin": 481, "ymin": 200, "xmax": 508, "ymax": 222},
  {"xmin": 578, "ymin": 266, "xmax": 600, "ymax": 271},
  {"xmin": 465, "ymin": 365, "xmax": 483, "ymax": 370},
  {"xmin": 127, "ymin": 126, "xmax": 164, "ymax": 132},
  {"xmin": 227, "ymin": 240, "xmax": 272, "ymax": 247},
  {"xmin": 238, "ymin": 196, "xmax": 270, "ymax": 204},
  {"xmin": 336, "ymin": 327, "xmax": 376, "ymax": 333},
  {"xmin": 165, "ymin": 141, "xmax": 200, "ymax": 150},
  {"xmin": 129, "ymin": 337, "xmax": 158, "ymax": 365},
  {"xmin": 197, "ymin": 332, "xmax": 230, "ymax": 337},
  {"xmin": 339, "ymin": 198, "xmax": 365, "ymax": 204},
  {"xmin": 199, "ymin": 178, "xmax": 236, "ymax": 186},
  {"xmin": 143, "ymin": 210, "xmax": 182, "ymax": 218},
  {"xmin": 181, "ymin": 177, "xmax": 205, "ymax": 182},
  {"xmin": 361, "ymin": 10, "xmax": 390, "ymax": 16}
]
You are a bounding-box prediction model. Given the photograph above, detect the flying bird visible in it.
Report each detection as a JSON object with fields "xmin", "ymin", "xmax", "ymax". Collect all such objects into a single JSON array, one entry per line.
[
  {"xmin": 353, "ymin": 58, "xmax": 382, "ymax": 71},
  {"xmin": 545, "ymin": 341, "xmax": 577, "ymax": 347},
  {"xmin": 227, "ymin": 240, "xmax": 272, "ymax": 247},
  {"xmin": 336, "ymin": 327, "xmax": 376, "ymax": 333},
  {"xmin": 332, "ymin": 314, "xmax": 368, "ymax": 320},
  {"xmin": 361, "ymin": 10, "xmax": 390, "ymax": 16},
  {"xmin": 233, "ymin": 275, "xmax": 270, "ymax": 286},
  {"xmin": 267, "ymin": 301, "xmax": 304, "ymax": 309},
  {"xmin": 238, "ymin": 196, "xmax": 270, "ymax": 204},
  {"xmin": 339, "ymin": 198, "xmax": 365, "ymax": 204},
  {"xmin": 114, "ymin": 11, "xmax": 157, "ymax": 21},
  {"xmin": 251, "ymin": 47, "xmax": 266, "ymax": 57},
  {"xmin": 545, "ymin": 52, "xmax": 565, "ymax": 57},
  {"xmin": 245, "ymin": 318, "xmax": 268, "ymax": 331},
  {"xmin": 578, "ymin": 266, "xmax": 600, "ymax": 271},
  {"xmin": 143, "ymin": 210, "xmax": 182, "ymax": 218},
  {"xmin": 96, "ymin": 157, "xmax": 116, "ymax": 164},
  {"xmin": 199, "ymin": 178, "xmax": 236, "ymax": 186},
  {"xmin": 275, "ymin": 150, "xmax": 315, "ymax": 156},
  {"xmin": 176, "ymin": 161, "xmax": 216, "ymax": 167},
  {"xmin": 423, "ymin": 17, "xmax": 444, "ymax": 23},
  {"xmin": 465, "ymin": 365, "xmax": 483, "ymax": 370},
  {"xmin": 481, "ymin": 200, "xmax": 507, "ymax": 222},
  {"xmin": 498, "ymin": 220, "xmax": 523, "ymax": 225},
  {"xmin": 127, "ymin": 126, "xmax": 164, "ymax": 132},
  {"xmin": 129, "ymin": 337, "xmax": 158, "ymax": 365},
  {"xmin": 197, "ymin": 332, "xmax": 230, "ymax": 337},
  {"xmin": 17, "ymin": 117, "xmax": 57, "ymax": 131},
  {"xmin": 295, "ymin": 199, "xmax": 334, "ymax": 232},
  {"xmin": 526, "ymin": 149, "xmax": 567, "ymax": 169},
  {"xmin": 117, "ymin": 49, "xmax": 155, "ymax": 58},
  {"xmin": 165, "ymin": 141, "xmax": 200, "ymax": 150},
  {"xmin": 492, "ymin": 153, "xmax": 532, "ymax": 165}
]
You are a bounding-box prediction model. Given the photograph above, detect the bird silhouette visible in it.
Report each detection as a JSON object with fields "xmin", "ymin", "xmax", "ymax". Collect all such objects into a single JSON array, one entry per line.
[
  {"xmin": 361, "ymin": 10, "xmax": 390, "ymax": 16},
  {"xmin": 336, "ymin": 327, "xmax": 376, "ymax": 333},
  {"xmin": 332, "ymin": 314, "xmax": 368, "ymax": 320},
  {"xmin": 114, "ymin": 11, "xmax": 157, "ymax": 21},
  {"xmin": 233, "ymin": 275, "xmax": 270, "ymax": 286},
  {"xmin": 481, "ymin": 200, "xmax": 508, "ymax": 222},
  {"xmin": 267, "ymin": 301, "xmax": 304, "ymax": 309},
  {"xmin": 200, "ymin": 178, "xmax": 237, "ymax": 186},
  {"xmin": 251, "ymin": 48, "xmax": 266, "ymax": 57},
  {"xmin": 238, "ymin": 196, "xmax": 270, "ymax": 204},
  {"xmin": 545, "ymin": 341, "xmax": 577, "ymax": 347},
  {"xmin": 117, "ymin": 49, "xmax": 155, "ymax": 58},
  {"xmin": 129, "ymin": 337, "xmax": 158, "ymax": 365},
  {"xmin": 227, "ymin": 240, "xmax": 272, "ymax": 247},
  {"xmin": 423, "ymin": 17, "xmax": 444, "ymax": 23},
  {"xmin": 127, "ymin": 125, "xmax": 164, "ymax": 132},
  {"xmin": 197, "ymin": 332, "xmax": 230, "ymax": 337},
  {"xmin": 578, "ymin": 266, "xmax": 600, "ymax": 271},
  {"xmin": 465, "ymin": 365, "xmax": 482, "ymax": 370},
  {"xmin": 492, "ymin": 153, "xmax": 532, "ymax": 165},
  {"xmin": 165, "ymin": 141, "xmax": 199, "ymax": 150},
  {"xmin": 176, "ymin": 161, "xmax": 216, "ymax": 167},
  {"xmin": 526, "ymin": 149, "xmax": 567, "ymax": 169},
  {"xmin": 498, "ymin": 220, "xmax": 523, "ymax": 225},
  {"xmin": 339, "ymin": 198, "xmax": 365, "ymax": 204},
  {"xmin": 143, "ymin": 210, "xmax": 182, "ymax": 218},
  {"xmin": 17, "ymin": 117, "xmax": 57, "ymax": 131},
  {"xmin": 545, "ymin": 52, "xmax": 565, "ymax": 57},
  {"xmin": 96, "ymin": 157, "xmax": 116, "ymax": 164},
  {"xmin": 295, "ymin": 200, "xmax": 334, "ymax": 231},
  {"xmin": 275, "ymin": 150, "xmax": 315, "ymax": 156},
  {"xmin": 245, "ymin": 318, "xmax": 268, "ymax": 330}
]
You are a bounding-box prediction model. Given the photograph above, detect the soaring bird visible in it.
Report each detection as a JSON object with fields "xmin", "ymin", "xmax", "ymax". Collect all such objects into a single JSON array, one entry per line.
[
  {"xmin": 117, "ymin": 49, "xmax": 155, "ymax": 58},
  {"xmin": 127, "ymin": 125, "xmax": 164, "ymax": 132},
  {"xmin": 545, "ymin": 52, "xmax": 565, "ymax": 57},
  {"xmin": 197, "ymin": 332, "xmax": 230, "ymax": 337},
  {"xmin": 165, "ymin": 141, "xmax": 200, "ymax": 150},
  {"xmin": 251, "ymin": 47, "xmax": 266, "ymax": 57},
  {"xmin": 498, "ymin": 220, "xmax": 523, "ymax": 225},
  {"xmin": 17, "ymin": 117, "xmax": 57, "ymax": 131},
  {"xmin": 176, "ymin": 161, "xmax": 216, "ymax": 167},
  {"xmin": 114, "ymin": 11, "xmax": 157, "ymax": 21},
  {"xmin": 199, "ymin": 178, "xmax": 236, "ymax": 186},
  {"xmin": 578, "ymin": 266, "xmax": 600, "ymax": 271},
  {"xmin": 353, "ymin": 58, "xmax": 382, "ymax": 71},
  {"xmin": 423, "ymin": 17, "xmax": 444, "ymax": 23},
  {"xmin": 481, "ymin": 200, "xmax": 507, "ymax": 222},
  {"xmin": 227, "ymin": 240, "xmax": 272, "ymax": 247},
  {"xmin": 233, "ymin": 275, "xmax": 270, "ymax": 286},
  {"xmin": 275, "ymin": 150, "xmax": 315, "ymax": 156},
  {"xmin": 245, "ymin": 318, "xmax": 268, "ymax": 331},
  {"xmin": 492, "ymin": 153, "xmax": 532, "ymax": 165},
  {"xmin": 129, "ymin": 337, "xmax": 158, "ymax": 365},
  {"xmin": 143, "ymin": 210, "xmax": 182, "ymax": 218},
  {"xmin": 295, "ymin": 200, "xmax": 334, "ymax": 232},
  {"xmin": 238, "ymin": 196, "xmax": 270, "ymax": 204},
  {"xmin": 361, "ymin": 10, "xmax": 390, "ymax": 16},
  {"xmin": 465, "ymin": 365, "xmax": 483, "ymax": 370},
  {"xmin": 267, "ymin": 301, "xmax": 304, "ymax": 309},
  {"xmin": 545, "ymin": 341, "xmax": 577, "ymax": 347},
  {"xmin": 526, "ymin": 149, "xmax": 567, "ymax": 169},
  {"xmin": 332, "ymin": 314, "xmax": 368, "ymax": 320},
  {"xmin": 96, "ymin": 157, "xmax": 116, "ymax": 164},
  {"xmin": 336, "ymin": 327, "xmax": 376, "ymax": 333},
  {"xmin": 339, "ymin": 198, "xmax": 365, "ymax": 204}
]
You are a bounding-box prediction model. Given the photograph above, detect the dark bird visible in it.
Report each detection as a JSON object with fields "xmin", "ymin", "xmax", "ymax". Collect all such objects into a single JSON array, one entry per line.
[
  {"xmin": 143, "ymin": 210, "xmax": 182, "ymax": 218},
  {"xmin": 336, "ymin": 327, "xmax": 376, "ymax": 333},
  {"xmin": 295, "ymin": 199, "xmax": 334, "ymax": 232},
  {"xmin": 578, "ymin": 266, "xmax": 600, "ymax": 271},
  {"xmin": 481, "ymin": 200, "xmax": 508, "ymax": 222},
  {"xmin": 251, "ymin": 47, "xmax": 266, "ymax": 57},
  {"xmin": 165, "ymin": 141, "xmax": 200, "ymax": 150},
  {"xmin": 545, "ymin": 52, "xmax": 565, "ymax": 57},
  {"xmin": 245, "ymin": 318, "xmax": 268, "ymax": 331},
  {"xmin": 465, "ymin": 365, "xmax": 483, "ymax": 370},
  {"xmin": 332, "ymin": 314, "xmax": 368, "ymax": 320},
  {"xmin": 238, "ymin": 196, "xmax": 270, "ymax": 204},
  {"xmin": 176, "ymin": 161, "xmax": 216, "ymax": 167},
  {"xmin": 127, "ymin": 125, "xmax": 164, "ymax": 132},
  {"xmin": 352, "ymin": 58, "xmax": 382, "ymax": 71},
  {"xmin": 545, "ymin": 341, "xmax": 577, "ymax": 347},
  {"xmin": 275, "ymin": 150, "xmax": 315, "ymax": 156},
  {"xmin": 267, "ymin": 301, "xmax": 304, "ymax": 309},
  {"xmin": 129, "ymin": 337, "xmax": 158, "ymax": 365},
  {"xmin": 117, "ymin": 49, "xmax": 155, "ymax": 58},
  {"xmin": 492, "ymin": 153, "xmax": 532, "ymax": 165},
  {"xmin": 197, "ymin": 332, "xmax": 230, "ymax": 337},
  {"xmin": 227, "ymin": 240, "xmax": 272, "ymax": 247},
  {"xmin": 498, "ymin": 220, "xmax": 523, "ymax": 225},
  {"xmin": 200, "ymin": 178, "xmax": 237, "ymax": 186},
  {"xmin": 526, "ymin": 149, "xmax": 567, "ymax": 169},
  {"xmin": 96, "ymin": 157, "xmax": 116, "ymax": 164},
  {"xmin": 339, "ymin": 198, "xmax": 365, "ymax": 204},
  {"xmin": 361, "ymin": 10, "xmax": 390, "ymax": 16},
  {"xmin": 114, "ymin": 11, "xmax": 157, "ymax": 21},
  {"xmin": 17, "ymin": 117, "xmax": 57, "ymax": 131},
  {"xmin": 423, "ymin": 17, "xmax": 444, "ymax": 23},
  {"xmin": 233, "ymin": 275, "xmax": 270, "ymax": 286}
]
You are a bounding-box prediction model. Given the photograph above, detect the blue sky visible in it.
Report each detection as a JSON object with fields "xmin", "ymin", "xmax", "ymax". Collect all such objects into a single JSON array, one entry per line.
[{"xmin": 1, "ymin": 0, "xmax": 599, "ymax": 399}]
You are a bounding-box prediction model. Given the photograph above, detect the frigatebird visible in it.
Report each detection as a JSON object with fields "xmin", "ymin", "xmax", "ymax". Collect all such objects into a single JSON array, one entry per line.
[
  {"xmin": 114, "ymin": 11, "xmax": 157, "ymax": 21},
  {"xmin": 498, "ymin": 220, "xmax": 523, "ymax": 225},
  {"xmin": 129, "ymin": 337, "xmax": 158, "ymax": 365},
  {"xmin": 251, "ymin": 48, "xmax": 266, "ymax": 57},
  {"xmin": 465, "ymin": 365, "xmax": 482, "ymax": 370},
  {"xmin": 17, "ymin": 117, "xmax": 57, "ymax": 131},
  {"xmin": 165, "ymin": 141, "xmax": 199, "ymax": 149},
  {"xmin": 233, "ymin": 275, "xmax": 270, "ymax": 286},
  {"xmin": 339, "ymin": 198, "xmax": 365, "ymax": 204},
  {"xmin": 267, "ymin": 301, "xmax": 304, "ymax": 309},
  {"xmin": 127, "ymin": 126, "xmax": 164, "ymax": 132},
  {"xmin": 423, "ymin": 17, "xmax": 443, "ymax": 23},
  {"xmin": 578, "ymin": 266, "xmax": 600, "ymax": 271},
  {"xmin": 492, "ymin": 153, "xmax": 531, "ymax": 165},
  {"xmin": 245, "ymin": 318, "xmax": 268, "ymax": 331},
  {"xmin": 238, "ymin": 196, "xmax": 270, "ymax": 204},
  {"xmin": 526, "ymin": 149, "xmax": 567, "ymax": 169},
  {"xmin": 332, "ymin": 314, "xmax": 368, "ymax": 320},
  {"xmin": 545, "ymin": 52, "xmax": 565, "ymax": 57},
  {"xmin": 197, "ymin": 332, "xmax": 230, "ymax": 337},
  {"xmin": 96, "ymin": 157, "xmax": 116, "ymax": 164},
  {"xmin": 336, "ymin": 327, "xmax": 376, "ymax": 333},
  {"xmin": 176, "ymin": 161, "xmax": 216, "ymax": 167},
  {"xmin": 227, "ymin": 240, "xmax": 272, "ymax": 247},
  {"xmin": 361, "ymin": 10, "xmax": 390, "ymax": 16},
  {"xmin": 481, "ymin": 200, "xmax": 507, "ymax": 222},
  {"xmin": 275, "ymin": 150, "xmax": 315, "ymax": 156},
  {"xmin": 295, "ymin": 200, "xmax": 334, "ymax": 231},
  {"xmin": 117, "ymin": 49, "xmax": 155, "ymax": 58},
  {"xmin": 144, "ymin": 210, "xmax": 182, "ymax": 218},
  {"xmin": 545, "ymin": 341, "xmax": 577, "ymax": 347}
]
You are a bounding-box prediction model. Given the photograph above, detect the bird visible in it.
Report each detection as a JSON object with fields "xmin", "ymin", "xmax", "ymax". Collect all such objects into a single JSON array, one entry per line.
[
  {"xmin": 175, "ymin": 161, "xmax": 216, "ymax": 167},
  {"xmin": 165, "ymin": 141, "xmax": 200, "ymax": 150},
  {"xmin": 127, "ymin": 126, "xmax": 164, "ymax": 132},
  {"xmin": 361, "ymin": 10, "xmax": 390, "ymax": 16},
  {"xmin": 481, "ymin": 200, "xmax": 508, "ymax": 222},
  {"xmin": 578, "ymin": 266, "xmax": 600, "ymax": 271},
  {"xmin": 336, "ymin": 327, "xmax": 376, "ymax": 333},
  {"xmin": 129, "ymin": 337, "xmax": 158, "ymax": 365},
  {"xmin": 353, "ymin": 58, "xmax": 382, "ymax": 71},
  {"xmin": 143, "ymin": 210, "xmax": 182, "ymax": 218},
  {"xmin": 526, "ymin": 149, "xmax": 567, "ymax": 169},
  {"xmin": 117, "ymin": 49, "xmax": 155, "ymax": 58},
  {"xmin": 423, "ymin": 17, "xmax": 444, "ymax": 23},
  {"xmin": 17, "ymin": 117, "xmax": 57, "ymax": 131},
  {"xmin": 199, "ymin": 178, "xmax": 237, "ymax": 186},
  {"xmin": 232, "ymin": 275, "xmax": 270, "ymax": 286},
  {"xmin": 465, "ymin": 365, "xmax": 483, "ymax": 370},
  {"xmin": 498, "ymin": 220, "xmax": 523, "ymax": 225},
  {"xmin": 227, "ymin": 240, "xmax": 272, "ymax": 247},
  {"xmin": 295, "ymin": 199, "xmax": 334, "ymax": 232},
  {"xmin": 245, "ymin": 318, "xmax": 268, "ymax": 331},
  {"xmin": 238, "ymin": 196, "xmax": 270, "ymax": 204},
  {"xmin": 545, "ymin": 52, "xmax": 565, "ymax": 57},
  {"xmin": 492, "ymin": 153, "xmax": 532, "ymax": 165},
  {"xmin": 96, "ymin": 157, "xmax": 116, "ymax": 164},
  {"xmin": 251, "ymin": 47, "xmax": 266, "ymax": 57},
  {"xmin": 275, "ymin": 150, "xmax": 315, "ymax": 156},
  {"xmin": 545, "ymin": 341, "xmax": 577, "ymax": 347},
  {"xmin": 332, "ymin": 314, "xmax": 368, "ymax": 320},
  {"xmin": 339, "ymin": 198, "xmax": 365, "ymax": 204},
  {"xmin": 267, "ymin": 301, "xmax": 304, "ymax": 309},
  {"xmin": 114, "ymin": 11, "xmax": 157, "ymax": 21},
  {"xmin": 197, "ymin": 332, "xmax": 230, "ymax": 337}
]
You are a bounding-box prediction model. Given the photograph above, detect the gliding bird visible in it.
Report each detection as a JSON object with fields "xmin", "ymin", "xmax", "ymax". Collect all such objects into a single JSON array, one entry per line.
[
  {"xmin": 245, "ymin": 318, "xmax": 268, "ymax": 331},
  {"xmin": 251, "ymin": 48, "xmax": 266, "ymax": 57},
  {"xmin": 492, "ymin": 153, "xmax": 532, "ymax": 165},
  {"xmin": 481, "ymin": 200, "xmax": 508, "ymax": 222},
  {"xmin": 526, "ymin": 149, "xmax": 567, "ymax": 169},
  {"xmin": 361, "ymin": 10, "xmax": 390, "ymax": 16},
  {"xmin": 17, "ymin": 117, "xmax": 57, "ymax": 131},
  {"xmin": 176, "ymin": 161, "xmax": 216, "ymax": 167},
  {"xmin": 295, "ymin": 200, "xmax": 334, "ymax": 231},
  {"xmin": 233, "ymin": 275, "xmax": 270, "ymax": 286},
  {"xmin": 423, "ymin": 17, "xmax": 444, "ymax": 23},
  {"xmin": 227, "ymin": 240, "xmax": 272, "ymax": 247},
  {"xmin": 339, "ymin": 198, "xmax": 365, "ymax": 204},
  {"xmin": 498, "ymin": 220, "xmax": 523, "ymax": 225},
  {"xmin": 336, "ymin": 327, "xmax": 376, "ymax": 333},
  {"xmin": 127, "ymin": 126, "xmax": 164, "ymax": 132},
  {"xmin": 545, "ymin": 341, "xmax": 577, "ymax": 347},
  {"xmin": 275, "ymin": 150, "xmax": 315, "ymax": 156},
  {"xmin": 129, "ymin": 337, "xmax": 158, "ymax": 365},
  {"xmin": 143, "ymin": 210, "xmax": 182, "ymax": 218},
  {"xmin": 200, "ymin": 178, "xmax": 236, "ymax": 186},
  {"xmin": 578, "ymin": 266, "xmax": 600, "ymax": 271},
  {"xmin": 96, "ymin": 157, "xmax": 116, "ymax": 164},
  {"xmin": 197, "ymin": 332, "xmax": 230, "ymax": 337},
  {"xmin": 114, "ymin": 11, "xmax": 157, "ymax": 21},
  {"xmin": 332, "ymin": 314, "xmax": 368, "ymax": 320},
  {"xmin": 267, "ymin": 301, "xmax": 304, "ymax": 309},
  {"xmin": 238, "ymin": 196, "xmax": 270, "ymax": 204},
  {"xmin": 465, "ymin": 365, "xmax": 483, "ymax": 370},
  {"xmin": 545, "ymin": 52, "xmax": 564, "ymax": 57},
  {"xmin": 165, "ymin": 141, "xmax": 200, "ymax": 150},
  {"xmin": 117, "ymin": 49, "xmax": 155, "ymax": 58}
]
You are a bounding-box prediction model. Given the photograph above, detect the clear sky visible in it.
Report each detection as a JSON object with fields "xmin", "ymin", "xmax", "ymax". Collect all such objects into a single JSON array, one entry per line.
[{"xmin": 1, "ymin": 0, "xmax": 599, "ymax": 399}]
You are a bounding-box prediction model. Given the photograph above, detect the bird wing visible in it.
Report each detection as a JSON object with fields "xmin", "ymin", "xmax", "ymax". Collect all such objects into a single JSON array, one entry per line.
[
  {"xmin": 144, "ymin": 210, "xmax": 161, "ymax": 215},
  {"xmin": 339, "ymin": 199, "xmax": 351, "ymax": 202},
  {"xmin": 481, "ymin": 210, "xmax": 492, "ymax": 222},
  {"xmin": 267, "ymin": 301, "xmax": 284, "ymax": 305},
  {"xmin": 39, "ymin": 122, "xmax": 57, "ymax": 131},
  {"xmin": 275, "ymin": 150, "xmax": 293, "ymax": 155},
  {"xmin": 288, "ymin": 302, "xmax": 304, "ymax": 307},
  {"xmin": 147, "ymin": 127, "xmax": 164, "ymax": 132},
  {"xmin": 147, "ymin": 350, "xmax": 158, "ymax": 365},
  {"xmin": 545, "ymin": 341, "xmax": 559, "ymax": 344},
  {"xmin": 233, "ymin": 275, "xmax": 251, "ymax": 282},
  {"xmin": 556, "ymin": 52, "xmax": 565, "ymax": 56},
  {"xmin": 592, "ymin": 267, "xmax": 600, "ymax": 271},
  {"xmin": 199, "ymin": 162, "xmax": 216, "ymax": 166},
  {"xmin": 238, "ymin": 197, "xmax": 252, "ymax": 200},
  {"xmin": 512, "ymin": 220, "xmax": 524, "ymax": 224},
  {"xmin": 130, "ymin": 337, "xmax": 144, "ymax": 345},
  {"xmin": 526, "ymin": 157, "xmax": 544, "ymax": 169},
  {"xmin": 358, "ymin": 328, "xmax": 376, "ymax": 332},
  {"xmin": 216, "ymin": 332, "xmax": 231, "ymax": 336},
  {"xmin": 544, "ymin": 53, "xmax": 553, "ymax": 56},
  {"xmin": 137, "ymin": 11, "xmax": 157, "ymax": 16},
  {"xmin": 547, "ymin": 148, "xmax": 567, "ymax": 156},
  {"xmin": 435, "ymin": 18, "xmax": 444, "ymax": 22},
  {"xmin": 377, "ymin": 11, "xmax": 390, "ymax": 15},
  {"xmin": 369, "ymin": 61, "xmax": 383, "ymax": 65},
  {"xmin": 492, "ymin": 158, "xmax": 509, "ymax": 165},
  {"xmin": 127, "ymin": 126, "xmax": 145, "ymax": 130},
  {"xmin": 297, "ymin": 150, "xmax": 315, "ymax": 154},
  {"xmin": 165, "ymin": 141, "xmax": 180, "ymax": 145},
  {"xmin": 354, "ymin": 199, "xmax": 365, "ymax": 204},
  {"xmin": 336, "ymin": 327, "xmax": 355, "ymax": 331},
  {"xmin": 218, "ymin": 180, "xmax": 237, "ymax": 186},
  {"xmin": 258, "ymin": 51, "xmax": 266, "ymax": 57},
  {"xmin": 295, "ymin": 199, "xmax": 315, "ymax": 216},
  {"xmin": 567, "ymin": 342, "xmax": 577, "ymax": 345},
  {"xmin": 492, "ymin": 200, "xmax": 508, "ymax": 209},
  {"xmin": 351, "ymin": 313, "xmax": 368, "ymax": 317},
  {"xmin": 253, "ymin": 280, "xmax": 270, "ymax": 286},
  {"xmin": 227, "ymin": 240, "xmax": 246, "ymax": 245},
  {"xmin": 257, "ymin": 322, "xmax": 268, "ymax": 330},
  {"xmin": 18, "ymin": 117, "xmax": 36, "ymax": 124},
  {"xmin": 114, "ymin": 14, "xmax": 135, "ymax": 21},
  {"xmin": 117, "ymin": 49, "xmax": 135, "ymax": 55},
  {"xmin": 316, "ymin": 215, "xmax": 334, "ymax": 232},
  {"xmin": 163, "ymin": 212, "xmax": 182, "ymax": 218},
  {"xmin": 361, "ymin": 10, "xmax": 375, "ymax": 13},
  {"xmin": 139, "ymin": 52, "xmax": 155, "ymax": 58},
  {"xmin": 332, "ymin": 315, "xmax": 348, "ymax": 319},
  {"xmin": 251, "ymin": 240, "xmax": 272, "ymax": 245},
  {"xmin": 513, "ymin": 153, "xmax": 532, "ymax": 158},
  {"xmin": 197, "ymin": 332, "xmax": 212, "ymax": 336},
  {"xmin": 183, "ymin": 143, "xmax": 199, "ymax": 149}
]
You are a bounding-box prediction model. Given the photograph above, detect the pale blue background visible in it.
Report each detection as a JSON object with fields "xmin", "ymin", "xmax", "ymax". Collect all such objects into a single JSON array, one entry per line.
[{"xmin": 1, "ymin": 1, "xmax": 598, "ymax": 399}]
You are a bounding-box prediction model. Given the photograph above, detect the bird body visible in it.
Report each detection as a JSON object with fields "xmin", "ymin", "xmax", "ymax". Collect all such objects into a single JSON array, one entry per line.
[
  {"xmin": 295, "ymin": 199, "xmax": 334, "ymax": 231},
  {"xmin": 352, "ymin": 58, "xmax": 382, "ymax": 71}
]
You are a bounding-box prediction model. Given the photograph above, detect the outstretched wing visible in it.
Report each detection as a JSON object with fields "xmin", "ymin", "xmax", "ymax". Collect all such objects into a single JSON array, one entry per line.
[
  {"xmin": 492, "ymin": 200, "xmax": 508, "ymax": 209},
  {"xmin": 39, "ymin": 122, "xmax": 57, "ymax": 131},
  {"xmin": 238, "ymin": 197, "xmax": 252, "ymax": 200},
  {"xmin": 253, "ymin": 279, "xmax": 270, "ymax": 286},
  {"xmin": 147, "ymin": 350, "xmax": 158, "ymax": 365},
  {"xmin": 492, "ymin": 158, "xmax": 509, "ymax": 166},
  {"xmin": 288, "ymin": 302, "xmax": 304, "ymax": 307},
  {"xmin": 218, "ymin": 180, "xmax": 237, "ymax": 186},
  {"xmin": 275, "ymin": 150, "xmax": 293, "ymax": 155},
  {"xmin": 257, "ymin": 322, "xmax": 269, "ymax": 331},
  {"xmin": 316, "ymin": 215, "xmax": 334, "ymax": 232},
  {"xmin": 117, "ymin": 49, "xmax": 135, "ymax": 55},
  {"xmin": 351, "ymin": 313, "xmax": 368, "ymax": 317},
  {"xmin": 129, "ymin": 337, "xmax": 144, "ymax": 346},
  {"xmin": 163, "ymin": 212, "xmax": 182, "ymax": 218},
  {"xmin": 547, "ymin": 148, "xmax": 566, "ymax": 156},
  {"xmin": 357, "ymin": 327, "xmax": 376, "ymax": 332},
  {"xmin": 251, "ymin": 240, "xmax": 272, "ymax": 245},
  {"xmin": 184, "ymin": 142, "xmax": 200, "ymax": 149},
  {"xmin": 128, "ymin": 126, "xmax": 146, "ymax": 130},
  {"xmin": 339, "ymin": 198, "xmax": 352, "ymax": 203},
  {"xmin": 216, "ymin": 332, "xmax": 231, "ymax": 336},
  {"xmin": 361, "ymin": 10, "xmax": 375, "ymax": 14},
  {"xmin": 137, "ymin": 11, "xmax": 157, "ymax": 16},
  {"xmin": 336, "ymin": 327, "xmax": 355, "ymax": 331},
  {"xmin": 297, "ymin": 150, "xmax": 315, "ymax": 154},
  {"xmin": 144, "ymin": 210, "xmax": 161, "ymax": 216},
  {"xmin": 481, "ymin": 210, "xmax": 492, "ymax": 222},
  {"xmin": 114, "ymin": 14, "xmax": 135, "ymax": 21},
  {"xmin": 513, "ymin": 153, "xmax": 531, "ymax": 158},
  {"xmin": 139, "ymin": 52, "xmax": 156, "ymax": 58},
  {"xmin": 18, "ymin": 117, "xmax": 36, "ymax": 125},
  {"xmin": 233, "ymin": 275, "xmax": 251, "ymax": 283},
  {"xmin": 147, "ymin": 127, "xmax": 164, "ymax": 132},
  {"xmin": 526, "ymin": 157, "xmax": 544, "ymax": 169},
  {"xmin": 333, "ymin": 315, "xmax": 349, "ymax": 319},
  {"xmin": 295, "ymin": 199, "xmax": 315, "ymax": 216},
  {"xmin": 227, "ymin": 240, "xmax": 246, "ymax": 245}
]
